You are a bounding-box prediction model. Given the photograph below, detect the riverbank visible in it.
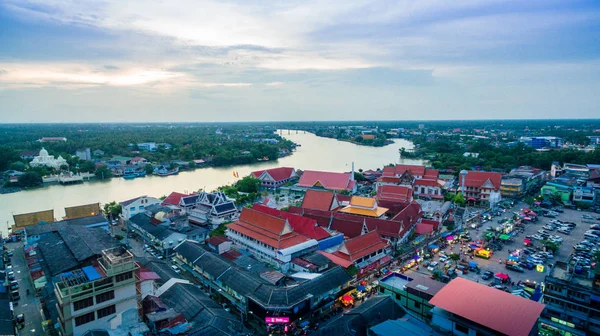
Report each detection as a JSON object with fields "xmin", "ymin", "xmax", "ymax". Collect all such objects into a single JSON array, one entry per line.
[{"xmin": 0, "ymin": 132, "xmax": 423, "ymax": 235}]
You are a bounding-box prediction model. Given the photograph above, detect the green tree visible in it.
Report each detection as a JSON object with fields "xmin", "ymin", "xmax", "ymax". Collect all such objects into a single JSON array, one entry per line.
[
  {"xmin": 235, "ymin": 176, "xmax": 260, "ymax": 193},
  {"xmin": 95, "ymin": 165, "xmax": 112, "ymax": 179},
  {"xmin": 145, "ymin": 164, "xmax": 154, "ymax": 175},
  {"xmin": 543, "ymin": 240, "xmax": 560, "ymax": 253},
  {"xmin": 453, "ymin": 193, "xmax": 466, "ymax": 206},
  {"xmin": 10, "ymin": 161, "xmax": 27, "ymax": 172},
  {"xmin": 17, "ymin": 171, "xmax": 43, "ymax": 187},
  {"xmin": 114, "ymin": 234, "xmax": 124, "ymax": 241},
  {"xmin": 103, "ymin": 201, "xmax": 122, "ymax": 220},
  {"xmin": 449, "ymin": 253, "xmax": 460, "ymax": 261},
  {"xmin": 209, "ymin": 224, "xmax": 227, "ymax": 237},
  {"xmin": 78, "ymin": 160, "xmax": 96, "ymax": 173},
  {"xmin": 355, "ymin": 135, "xmax": 364, "ymax": 143},
  {"xmin": 0, "ymin": 146, "xmax": 20, "ymax": 171}
]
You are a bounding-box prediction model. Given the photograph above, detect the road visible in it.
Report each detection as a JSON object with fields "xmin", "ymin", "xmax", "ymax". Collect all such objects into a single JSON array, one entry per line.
[
  {"xmin": 405, "ymin": 202, "xmax": 592, "ymax": 286},
  {"xmin": 6, "ymin": 241, "xmax": 45, "ymax": 336}
]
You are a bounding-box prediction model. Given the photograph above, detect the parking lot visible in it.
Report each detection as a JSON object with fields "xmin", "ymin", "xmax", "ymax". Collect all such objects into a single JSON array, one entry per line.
[{"xmin": 406, "ymin": 202, "xmax": 599, "ymax": 287}]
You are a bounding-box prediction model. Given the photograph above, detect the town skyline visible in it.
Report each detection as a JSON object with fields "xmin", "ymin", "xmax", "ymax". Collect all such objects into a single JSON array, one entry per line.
[{"xmin": 1, "ymin": 1, "xmax": 600, "ymax": 122}]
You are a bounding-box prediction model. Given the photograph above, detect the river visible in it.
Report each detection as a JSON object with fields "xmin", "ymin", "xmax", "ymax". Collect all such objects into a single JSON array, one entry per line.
[{"xmin": 0, "ymin": 131, "xmax": 423, "ymax": 235}]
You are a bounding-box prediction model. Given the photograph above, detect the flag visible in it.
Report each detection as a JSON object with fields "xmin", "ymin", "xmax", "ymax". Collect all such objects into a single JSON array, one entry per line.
[
  {"xmin": 236, "ymin": 171, "xmax": 240, "ymax": 178},
  {"xmin": 233, "ymin": 171, "xmax": 236, "ymax": 177}
]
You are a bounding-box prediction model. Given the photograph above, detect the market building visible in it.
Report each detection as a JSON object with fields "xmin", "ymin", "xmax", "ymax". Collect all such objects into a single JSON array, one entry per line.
[{"xmin": 429, "ymin": 277, "xmax": 545, "ymax": 336}]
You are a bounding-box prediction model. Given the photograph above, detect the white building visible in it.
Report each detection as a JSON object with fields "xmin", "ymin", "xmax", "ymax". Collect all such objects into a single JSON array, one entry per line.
[
  {"xmin": 30, "ymin": 148, "xmax": 68, "ymax": 169},
  {"xmin": 119, "ymin": 196, "xmax": 162, "ymax": 220},
  {"xmin": 55, "ymin": 247, "xmax": 140, "ymax": 336},
  {"xmin": 75, "ymin": 148, "xmax": 91, "ymax": 161}
]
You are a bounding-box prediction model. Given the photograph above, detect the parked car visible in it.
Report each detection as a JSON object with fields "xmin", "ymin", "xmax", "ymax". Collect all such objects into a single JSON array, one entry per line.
[
  {"xmin": 427, "ymin": 262, "xmax": 439, "ymax": 271},
  {"xmin": 170, "ymin": 265, "xmax": 181, "ymax": 273},
  {"xmin": 481, "ymin": 270, "xmax": 494, "ymax": 280},
  {"xmin": 506, "ymin": 264, "xmax": 525, "ymax": 272}
]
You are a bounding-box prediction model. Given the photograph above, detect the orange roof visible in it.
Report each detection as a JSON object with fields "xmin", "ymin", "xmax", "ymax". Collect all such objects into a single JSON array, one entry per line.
[
  {"xmin": 429, "ymin": 278, "xmax": 545, "ymax": 336},
  {"xmin": 349, "ymin": 196, "xmax": 376, "ymax": 208},
  {"xmin": 338, "ymin": 206, "xmax": 388, "ymax": 218},
  {"xmin": 463, "ymin": 171, "xmax": 502, "ymax": 189},
  {"xmin": 297, "ymin": 170, "xmax": 353, "ymax": 191},
  {"xmin": 361, "ymin": 134, "xmax": 375, "ymax": 140},
  {"xmin": 301, "ymin": 189, "xmax": 335, "ymax": 211}
]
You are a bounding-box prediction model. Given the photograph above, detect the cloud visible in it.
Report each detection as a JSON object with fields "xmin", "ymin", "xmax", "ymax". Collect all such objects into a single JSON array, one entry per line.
[{"xmin": 265, "ymin": 82, "xmax": 284, "ymax": 87}]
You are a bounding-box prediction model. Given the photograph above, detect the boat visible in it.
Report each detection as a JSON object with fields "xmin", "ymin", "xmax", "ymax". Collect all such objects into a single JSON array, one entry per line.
[
  {"xmin": 123, "ymin": 168, "xmax": 136, "ymax": 180},
  {"xmin": 154, "ymin": 165, "xmax": 179, "ymax": 177}
]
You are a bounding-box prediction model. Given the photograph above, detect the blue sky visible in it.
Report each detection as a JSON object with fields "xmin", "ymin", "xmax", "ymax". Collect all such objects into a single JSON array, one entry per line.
[{"xmin": 0, "ymin": 0, "xmax": 599, "ymax": 122}]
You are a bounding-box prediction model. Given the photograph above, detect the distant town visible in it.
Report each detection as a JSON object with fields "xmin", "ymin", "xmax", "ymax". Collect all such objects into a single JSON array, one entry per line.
[{"xmin": 1, "ymin": 120, "xmax": 600, "ymax": 336}]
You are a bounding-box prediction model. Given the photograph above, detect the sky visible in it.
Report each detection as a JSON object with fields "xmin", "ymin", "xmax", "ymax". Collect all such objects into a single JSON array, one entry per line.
[{"xmin": 0, "ymin": 0, "xmax": 599, "ymax": 122}]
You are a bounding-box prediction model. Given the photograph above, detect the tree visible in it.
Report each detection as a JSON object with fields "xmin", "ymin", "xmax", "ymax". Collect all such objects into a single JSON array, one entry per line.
[
  {"xmin": 209, "ymin": 224, "xmax": 227, "ymax": 237},
  {"xmin": 10, "ymin": 161, "xmax": 26, "ymax": 172},
  {"xmin": 114, "ymin": 234, "xmax": 124, "ymax": 241},
  {"xmin": 453, "ymin": 193, "xmax": 466, "ymax": 206},
  {"xmin": 103, "ymin": 201, "xmax": 122, "ymax": 220},
  {"xmin": 145, "ymin": 164, "xmax": 154, "ymax": 175},
  {"xmin": 449, "ymin": 253, "xmax": 460, "ymax": 261},
  {"xmin": 17, "ymin": 171, "xmax": 42, "ymax": 187},
  {"xmin": 0, "ymin": 146, "xmax": 20, "ymax": 171},
  {"xmin": 355, "ymin": 135, "xmax": 364, "ymax": 143},
  {"xmin": 95, "ymin": 165, "xmax": 112, "ymax": 179},
  {"xmin": 543, "ymin": 240, "xmax": 560, "ymax": 253},
  {"xmin": 353, "ymin": 172, "xmax": 366, "ymax": 181},
  {"xmin": 78, "ymin": 160, "xmax": 96, "ymax": 173},
  {"xmin": 235, "ymin": 176, "xmax": 260, "ymax": 193}
]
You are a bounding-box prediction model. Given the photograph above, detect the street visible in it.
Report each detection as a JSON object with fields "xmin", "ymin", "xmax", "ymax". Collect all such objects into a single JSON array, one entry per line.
[{"xmin": 6, "ymin": 241, "xmax": 45, "ymax": 336}]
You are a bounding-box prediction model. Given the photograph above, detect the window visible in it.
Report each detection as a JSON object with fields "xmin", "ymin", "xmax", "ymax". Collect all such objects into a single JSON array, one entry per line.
[
  {"xmin": 75, "ymin": 312, "xmax": 95, "ymax": 326},
  {"xmin": 139, "ymin": 205, "xmax": 145, "ymax": 210},
  {"xmin": 130, "ymin": 207, "xmax": 135, "ymax": 212},
  {"xmin": 414, "ymin": 301, "xmax": 421, "ymax": 309},
  {"xmin": 73, "ymin": 297, "xmax": 94, "ymax": 311},
  {"xmin": 96, "ymin": 290, "xmax": 115, "ymax": 304},
  {"xmin": 116, "ymin": 272, "xmax": 133, "ymax": 282},
  {"xmin": 395, "ymin": 293, "xmax": 401, "ymax": 300},
  {"xmin": 97, "ymin": 305, "xmax": 116, "ymax": 319},
  {"xmin": 379, "ymin": 287, "xmax": 385, "ymax": 293},
  {"xmin": 455, "ymin": 324, "xmax": 469, "ymax": 334}
]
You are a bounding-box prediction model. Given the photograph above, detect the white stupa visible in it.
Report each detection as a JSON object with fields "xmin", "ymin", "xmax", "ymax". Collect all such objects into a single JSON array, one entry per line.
[{"xmin": 30, "ymin": 148, "xmax": 68, "ymax": 169}]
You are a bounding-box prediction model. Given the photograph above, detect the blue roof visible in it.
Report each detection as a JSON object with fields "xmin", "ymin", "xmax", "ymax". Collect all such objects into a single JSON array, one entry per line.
[{"xmin": 82, "ymin": 266, "xmax": 102, "ymax": 281}]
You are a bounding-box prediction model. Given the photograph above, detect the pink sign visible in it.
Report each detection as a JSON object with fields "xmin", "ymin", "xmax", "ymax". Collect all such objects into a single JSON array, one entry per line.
[{"xmin": 265, "ymin": 317, "xmax": 290, "ymax": 324}]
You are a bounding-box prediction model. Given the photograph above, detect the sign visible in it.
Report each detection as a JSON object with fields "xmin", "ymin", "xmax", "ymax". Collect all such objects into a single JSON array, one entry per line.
[
  {"xmin": 265, "ymin": 317, "xmax": 290, "ymax": 324},
  {"xmin": 536, "ymin": 264, "xmax": 545, "ymax": 272}
]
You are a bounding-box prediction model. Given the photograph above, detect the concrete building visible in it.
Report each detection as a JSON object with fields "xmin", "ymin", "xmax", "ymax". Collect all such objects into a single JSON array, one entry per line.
[
  {"xmin": 500, "ymin": 166, "xmax": 546, "ymax": 199},
  {"xmin": 430, "ymin": 278, "xmax": 545, "ymax": 336},
  {"xmin": 379, "ymin": 273, "xmax": 445, "ymax": 321},
  {"xmin": 54, "ymin": 247, "xmax": 139, "ymax": 336},
  {"xmin": 75, "ymin": 148, "xmax": 91, "ymax": 161},
  {"xmin": 539, "ymin": 261, "xmax": 600, "ymax": 336},
  {"xmin": 119, "ymin": 196, "xmax": 162, "ymax": 220},
  {"xmin": 520, "ymin": 136, "xmax": 563, "ymax": 149},
  {"xmin": 460, "ymin": 171, "xmax": 502, "ymax": 207}
]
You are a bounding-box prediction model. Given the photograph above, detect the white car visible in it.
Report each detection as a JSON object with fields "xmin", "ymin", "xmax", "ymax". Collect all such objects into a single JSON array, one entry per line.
[
  {"xmin": 427, "ymin": 262, "xmax": 439, "ymax": 271},
  {"xmin": 171, "ymin": 265, "xmax": 181, "ymax": 273},
  {"xmin": 439, "ymin": 256, "xmax": 448, "ymax": 262}
]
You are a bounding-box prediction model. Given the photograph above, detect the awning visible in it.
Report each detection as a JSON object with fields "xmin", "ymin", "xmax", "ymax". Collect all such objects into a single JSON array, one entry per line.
[
  {"xmin": 379, "ymin": 255, "xmax": 392, "ymax": 265},
  {"xmin": 523, "ymin": 238, "xmax": 531, "ymax": 244},
  {"xmin": 469, "ymin": 261, "xmax": 477, "ymax": 268},
  {"xmin": 467, "ymin": 197, "xmax": 476, "ymax": 201},
  {"xmin": 446, "ymin": 236, "xmax": 455, "ymax": 241},
  {"xmin": 413, "ymin": 255, "xmax": 421, "ymax": 260},
  {"xmin": 524, "ymin": 217, "xmax": 532, "ymax": 221},
  {"xmin": 499, "ymin": 234, "xmax": 511, "ymax": 240},
  {"xmin": 429, "ymin": 244, "xmax": 439, "ymax": 249}
]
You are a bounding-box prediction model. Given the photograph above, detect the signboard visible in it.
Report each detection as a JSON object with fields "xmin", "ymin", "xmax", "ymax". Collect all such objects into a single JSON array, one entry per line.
[
  {"xmin": 265, "ymin": 317, "xmax": 290, "ymax": 324},
  {"xmin": 536, "ymin": 264, "xmax": 545, "ymax": 272}
]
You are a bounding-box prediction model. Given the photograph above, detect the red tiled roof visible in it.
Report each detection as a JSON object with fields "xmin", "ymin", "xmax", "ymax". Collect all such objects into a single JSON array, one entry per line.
[
  {"xmin": 377, "ymin": 185, "xmax": 413, "ymax": 202},
  {"xmin": 330, "ymin": 218, "xmax": 363, "ymax": 238},
  {"xmin": 463, "ymin": 171, "xmax": 502, "ymax": 189},
  {"xmin": 221, "ymin": 249, "xmax": 242, "ymax": 261},
  {"xmin": 287, "ymin": 206, "xmax": 304, "ymax": 215},
  {"xmin": 423, "ymin": 169, "xmax": 439, "ymax": 179},
  {"xmin": 297, "ymin": 170, "xmax": 353, "ymax": 191},
  {"xmin": 206, "ymin": 236, "xmax": 229, "ymax": 246},
  {"xmin": 420, "ymin": 218, "xmax": 440, "ymax": 231},
  {"xmin": 335, "ymin": 193, "xmax": 352, "ymax": 205},
  {"xmin": 130, "ymin": 156, "xmax": 146, "ymax": 162},
  {"xmin": 291, "ymin": 257, "xmax": 317, "ymax": 270},
  {"xmin": 301, "ymin": 189, "xmax": 335, "ymax": 211},
  {"xmin": 253, "ymin": 204, "xmax": 331, "ymax": 240},
  {"xmin": 227, "ymin": 208, "xmax": 309, "ymax": 249},
  {"xmin": 334, "ymin": 231, "xmax": 388, "ymax": 262},
  {"xmin": 318, "ymin": 251, "xmax": 355, "ymax": 268},
  {"xmin": 377, "ymin": 176, "xmax": 402, "ymax": 183},
  {"xmin": 364, "ymin": 218, "xmax": 403, "ymax": 238},
  {"xmin": 382, "ymin": 164, "xmax": 426, "ymax": 177},
  {"xmin": 429, "ymin": 278, "xmax": 545, "ymax": 336},
  {"xmin": 252, "ymin": 167, "xmax": 295, "ymax": 181},
  {"xmin": 414, "ymin": 178, "xmax": 441, "ymax": 187},
  {"xmin": 391, "ymin": 201, "xmax": 422, "ymax": 225},
  {"xmin": 415, "ymin": 223, "xmax": 434, "ymax": 235},
  {"xmin": 162, "ymin": 192, "xmax": 188, "ymax": 206},
  {"xmin": 140, "ymin": 271, "xmax": 161, "ymax": 281}
]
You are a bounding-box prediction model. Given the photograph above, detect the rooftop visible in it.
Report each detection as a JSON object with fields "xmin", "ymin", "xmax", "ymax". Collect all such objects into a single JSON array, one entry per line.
[{"xmin": 429, "ymin": 277, "xmax": 545, "ymax": 336}]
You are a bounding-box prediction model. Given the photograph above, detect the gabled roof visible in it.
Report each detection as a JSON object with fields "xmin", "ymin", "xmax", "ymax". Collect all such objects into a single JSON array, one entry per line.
[
  {"xmin": 120, "ymin": 195, "xmax": 144, "ymax": 207},
  {"xmin": 339, "ymin": 196, "xmax": 388, "ymax": 218},
  {"xmin": 383, "ymin": 164, "xmax": 426, "ymax": 177},
  {"xmin": 252, "ymin": 167, "xmax": 295, "ymax": 181},
  {"xmin": 180, "ymin": 194, "xmax": 199, "ymax": 206},
  {"xmin": 297, "ymin": 170, "xmax": 353, "ymax": 191},
  {"xmin": 414, "ymin": 178, "xmax": 441, "ymax": 187},
  {"xmin": 391, "ymin": 201, "xmax": 422, "ymax": 225},
  {"xmin": 334, "ymin": 231, "xmax": 388, "ymax": 262},
  {"xmin": 463, "ymin": 171, "xmax": 502, "ymax": 189},
  {"xmin": 162, "ymin": 192, "xmax": 188, "ymax": 206},
  {"xmin": 226, "ymin": 208, "xmax": 309, "ymax": 249},
  {"xmin": 330, "ymin": 218, "xmax": 363, "ymax": 238},
  {"xmin": 364, "ymin": 218, "xmax": 403, "ymax": 238},
  {"xmin": 301, "ymin": 189, "xmax": 335, "ymax": 211},
  {"xmin": 349, "ymin": 196, "xmax": 376, "ymax": 208},
  {"xmin": 252, "ymin": 204, "xmax": 331, "ymax": 240},
  {"xmin": 429, "ymin": 278, "xmax": 545, "ymax": 336},
  {"xmin": 423, "ymin": 169, "xmax": 439, "ymax": 179},
  {"xmin": 377, "ymin": 185, "xmax": 413, "ymax": 203}
]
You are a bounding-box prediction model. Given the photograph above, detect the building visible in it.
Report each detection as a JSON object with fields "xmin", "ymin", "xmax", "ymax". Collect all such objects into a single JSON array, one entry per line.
[
  {"xmin": 301, "ymin": 189, "xmax": 342, "ymax": 211},
  {"xmin": 93, "ymin": 149, "xmax": 105, "ymax": 157},
  {"xmin": 338, "ymin": 196, "xmax": 389, "ymax": 218},
  {"xmin": 173, "ymin": 241, "xmax": 352, "ymax": 327},
  {"xmin": 563, "ymin": 163, "xmax": 590, "ymax": 179},
  {"xmin": 75, "ymin": 148, "xmax": 91, "ymax": 161},
  {"xmin": 251, "ymin": 167, "xmax": 297, "ymax": 188},
  {"xmin": 520, "ymin": 136, "xmax": 563, "ymax": 149},
  {"xmin": 500, "ymin": 166, "xmax": 546, "ymax": 199},
  {"xmin": 379, "ymin": 273, "xmax": 445, "ymax": 321},
  {"xmin": 376, "ymin": 185, "xmax": 414, "ymax": 204},
  {"xmin": 37, "ymin": 225, "xmax": 119, "ymax": 276},
  {"xmin": 573, "ymin": 186, "xmax": 596, "ymax": 205},
  {"xmin": 381, "ymin": 164, "xmax": 433, "ymax": 180},
  {"xmin": 318, "ymin": 295, "xmax": 407, "ymax": 336},
  {"xmin": 297, "ymin": 170, "xmax": 356, "ymax": 193},
  {"xmin": 0, "ymin": 292, "xmax": 16, "ymax": 336},
  {"xmin": 459, "ymin": 171, "xmax": 502, "ymax": 207},
  {"xmin": 429, "ymin": 277, "xmax": 545, "ymax": 336},
  {"xmin": 29, "ymin": 148, "xmax": 68, "ymax": 169},
  {"xmin": 12, "ymin": 209, "xmax": 55, "ymax": 229},
  {"xmin": 187, "ymin": 191, "xmax": 239, "ymax": 228},
  {"xmin": 54, "ymin": 247, "xmax": 139, "ymax": 336},
  {"xmin": 225, "ymin": 208, "xmax": 318, "ymax": 271},
  {"xmin": 128, "ymin": 213, "xmax": 187, "ymax": 256},
  {"xmin": 129, "ymin": 157, "xmax": 148, "ymax": 165},
  {"xmin": 331, "ymin": 231, "xmax": 390, "ymax": 275},
  {"xmin": 370, "ymin": 316, "xmax": 439, "ymax": 336},
  {"xmin": 120, "ymin": 196, "xmax": 162, "ymax": 220},
  {"xmin": 20, "ymin": 150, "xmax": 39, "ymax": 160},
  {"xmin": 540, "ymin": 261, "xmax": 600, "ymax": 336},
  {"xmin": 39, "ymin": 137, "xmax": 67, "ymax": 142},
  {"xmin": 137, "ymin": 142, "xmax": 158, "ymax": 151},
  {"xmin": 161, "ymin": 191, "xmax": 189, "ymax": 207},
  {"xmin": 25, "ymin": 214, "xmax": 109, "ymax": 244},
  {"xmin": 413, "ymin": 178, "xmax": 444, "ymax": 200}
]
